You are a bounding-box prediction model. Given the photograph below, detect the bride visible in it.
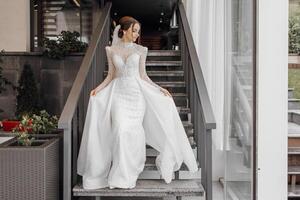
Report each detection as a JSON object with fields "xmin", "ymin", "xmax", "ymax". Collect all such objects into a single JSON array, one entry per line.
[{"xmin": 77, "ymin": 16, "xmax": 198, "ymax": 190}]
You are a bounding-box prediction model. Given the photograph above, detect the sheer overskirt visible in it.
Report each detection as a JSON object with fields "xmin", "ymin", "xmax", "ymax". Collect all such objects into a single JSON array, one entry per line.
[{"xmin": 77, "ymin": 42, "xmax": 198, "ymax": 189}]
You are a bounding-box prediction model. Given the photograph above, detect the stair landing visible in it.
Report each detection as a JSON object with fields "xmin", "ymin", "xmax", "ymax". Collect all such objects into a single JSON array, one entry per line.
[{"xmin": 73, "ymin": 179, "xmax": 204, "ymax": 198}]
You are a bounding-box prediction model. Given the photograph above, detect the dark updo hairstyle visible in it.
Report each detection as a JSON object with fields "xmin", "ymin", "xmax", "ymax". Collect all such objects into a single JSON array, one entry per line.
[{"xmin": 117, "ymin": 16, "xmax": 141, "ymax": 44}]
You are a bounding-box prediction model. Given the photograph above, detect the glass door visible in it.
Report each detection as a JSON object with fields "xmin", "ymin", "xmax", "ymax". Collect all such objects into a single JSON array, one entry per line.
[{"xmin": 224, "ymin": 0, "xmax": 256, "ymax": 199}]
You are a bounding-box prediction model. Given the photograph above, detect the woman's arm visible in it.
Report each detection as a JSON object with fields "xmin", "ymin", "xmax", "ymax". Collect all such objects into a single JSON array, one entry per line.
[
  {"xmin": 139, "ymin": 46, "xmax": 172, "ymax": 97},
  {"xmin": 90, "ymin": 46, "xmax": 115, "ymax": 96}
]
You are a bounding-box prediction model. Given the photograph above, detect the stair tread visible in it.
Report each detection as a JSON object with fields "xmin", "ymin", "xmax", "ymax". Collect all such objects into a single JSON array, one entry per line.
[
  {"xmin": 288, "ymin": 109, "xmax": 300, "ymax": 114},
  {"xmin": 156, "ymin": 81, "xmax": 185, "ymax": 87},
  {"xmin": 288, "ymin": 122, "xmax": 300, "ymax": 137},
  {"xmin": 289, "ymin": 98, "xmax": 300, "ymax": 102},
  {"xmin": 146, "ymin": 61, "xmax": 182, "ymax": 66},
  {"xmin": 288, "ymin": 147, "xmax": 300, "ymax": 154},
  {"xmin": 148, "ymin": 50, "xmax": 181, "ymax": 57},
  {"xmin": 144, "ymin": 160, "xmax": 200, "ymax": 171},
  {"xmin": 288, "ymin": 166, "xmax": 300, "ymax": 174},
  {"xmin": 173, "ymin": 93, "xmax": 187, "ymax": 97},
  {"xmin": 104, "ymin": 71, "xmax": 184, "ymax": 76},
  {"xmin": 146, "ymin": 148, "xmax": 196, "ymax": 157},
  {"xmin": 176, "ymin": 106, "xmax": 190, "ymax": 114},
  {"xmin": 289, "ymin": 184, "xmax": 300, "ymax": 197},
  {"xmin": 73, "ymin": 179, "xmax": 204, "ymax": 197},
  {"xmin": 147, "ymin": 71, "xmax": 184, "ymax": 76}
]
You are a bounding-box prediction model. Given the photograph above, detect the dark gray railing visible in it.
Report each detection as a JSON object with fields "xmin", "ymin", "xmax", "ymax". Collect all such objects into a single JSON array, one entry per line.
[
  {"xmin": 58, "ymin": 3, "xmax": 112, "ymax": 200},
  {"xmin": 178, "ymin": 2, "xmax": 216, "ymax": 200}
]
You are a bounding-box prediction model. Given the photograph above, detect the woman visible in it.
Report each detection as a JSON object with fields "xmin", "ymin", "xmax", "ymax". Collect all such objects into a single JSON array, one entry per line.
[{"xmin": 77, "ymin": 16, "xmax": 198, "ymax": 190}]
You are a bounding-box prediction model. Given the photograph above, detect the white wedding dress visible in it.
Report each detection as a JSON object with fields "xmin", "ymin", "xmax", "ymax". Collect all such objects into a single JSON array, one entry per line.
[{"xmin": 77, "ymin": 40, "xmax": 198, "ymax": 190}]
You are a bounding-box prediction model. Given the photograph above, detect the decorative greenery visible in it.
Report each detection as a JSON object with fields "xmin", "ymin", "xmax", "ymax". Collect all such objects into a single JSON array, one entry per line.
[
  {"xmin": 43, "ymin": 31, "xmax": 88, "ymax": 59},
  {"xmin": 12, "ymin": 115, "xmax": 35, "ymax": 146},
  {"xmin": 289, "ymin": 68, "xmax": 300, "ymax": 99},
  {"xmin": 31, "ymin": 110, "xmax": 58, "ymax": 134},
  {"xmin": 0, "ymin": 50, "xmax": 16, "ymax": 113},
  {"xmin": 12, "ymin": 110, "xmax": 58, "ymax": 146},
  {"xmin": 15, "ymin": 64, "xmax": 40, "ymax": 119},
  {"xmin": 289, "ymin": 16, "xmax": 300, "ymax": 54}
]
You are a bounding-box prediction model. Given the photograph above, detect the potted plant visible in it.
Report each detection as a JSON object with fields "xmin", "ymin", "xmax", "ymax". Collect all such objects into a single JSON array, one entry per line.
[
  {"xmin": 0, "ymin": 130, "xmax": 60, "ymax": 200},
  {"xmin": 2, "ymin": 63, "xmax": 40, "ymax": 131},
  {"xmin": 43, "ymin": 30, "xmax": 88, "ymax": 59},
  {"xmin": 0, "ymin": 111, "xmax": 61, "ymax": 200},
  {"xmin": 13, "ymin": 110, "xmax": 60, "ymax": 138}
]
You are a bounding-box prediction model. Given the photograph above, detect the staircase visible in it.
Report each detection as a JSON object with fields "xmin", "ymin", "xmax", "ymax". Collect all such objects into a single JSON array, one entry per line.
[
  {"xmin": 74, "ymin": 39, "xmax": 201, "ymax": 200},
  {"xmin": 288, "ymin": 88, "xmax": 300, "ymax": 198},
  {"xmin": 41, "ymin": 0, "xmax": 93, "ymax": 39},
  {"xmin": 58, "ymin": 2, "xmax": 216, "ymax": 200}
]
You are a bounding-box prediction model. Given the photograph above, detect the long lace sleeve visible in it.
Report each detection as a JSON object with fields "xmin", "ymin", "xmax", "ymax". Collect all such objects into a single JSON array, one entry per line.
[
  {"xmin": 95, "ymin": 46, "xmax": 115, "ymax": 92},
  {"xmin": 139, "ymin": 46, "xmax": 161, "ymax": 89}
]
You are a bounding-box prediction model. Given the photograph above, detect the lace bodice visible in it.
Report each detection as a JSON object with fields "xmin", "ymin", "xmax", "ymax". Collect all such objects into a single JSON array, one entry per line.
[{"xmin": 95, "ymin": 41, "xmax": 161, "ymax": 92}]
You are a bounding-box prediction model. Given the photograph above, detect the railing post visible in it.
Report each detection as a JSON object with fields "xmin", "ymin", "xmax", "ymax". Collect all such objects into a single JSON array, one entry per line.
[
  {"xmin": 63, "ymin": 125, "xmax": 72, "ymax": 200},
  {"xmin": 206, "ymin": 129, "xmax": 212, "ymax": 200}
]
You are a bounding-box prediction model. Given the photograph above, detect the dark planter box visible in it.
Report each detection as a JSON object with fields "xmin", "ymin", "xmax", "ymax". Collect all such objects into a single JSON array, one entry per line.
[{"xmin": 0, "ymin": 137, "xmax": 60, "ymax": 200}]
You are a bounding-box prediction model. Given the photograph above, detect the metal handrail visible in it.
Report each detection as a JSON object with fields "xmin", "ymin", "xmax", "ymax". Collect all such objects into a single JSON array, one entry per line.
[
  {"xmin": 58, "ymin": 3, "xmax": 112, "ymax": 200},
  {"xmin": 59, "ymin": 3, "xmax": 111, "ymax": 129},
  {"xmin": 178, "ymin": 3, "xmax": 216, "ymax": 130},
  {"xmin": 178, "ymin": 2, "xmax": 216, "ymax": 200}
]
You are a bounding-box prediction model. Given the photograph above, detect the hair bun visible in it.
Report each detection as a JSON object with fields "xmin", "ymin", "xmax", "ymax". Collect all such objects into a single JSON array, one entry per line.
[{"xmin": 118, "ymin": 28, "xmax": 123, "ymax": 38}]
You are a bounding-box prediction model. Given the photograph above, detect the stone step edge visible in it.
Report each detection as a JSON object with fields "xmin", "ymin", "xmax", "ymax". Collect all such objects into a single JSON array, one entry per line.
[
  {"xmin": 148, "ymin": 50, "xmax": 181, "ymax": 57},
  {"xmin": 73, "ymin": 179, "xmax": 204, "ymax": 197}
]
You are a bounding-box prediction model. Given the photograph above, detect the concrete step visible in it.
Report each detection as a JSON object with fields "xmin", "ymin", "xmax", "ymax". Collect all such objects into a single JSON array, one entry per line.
[
  {"xmin": 146, "ymin": 61, "xmax": 182, "ymax": 71},
  {"xmin": 289, "ymin": 110, "xmax": 300, "ymax": 125},
  {"xmin": 145, "ymin": 148, "xmax": 197, "ymax": 157},
  {"xmin": 288, "ymin": 147, "xmax": 300, "ymax": 155},
  {"xmin": 147, "ymin": 50, "xmax": 181, "ymax": 61},
  {"xmin": 156, "ymin": 81, "xmax": 185, "ymax": 88},
  {"xmin": 154, "ymin": 81, "xmax": 186, "ymax": 94},
  {"xmin": 288, "ymin": 184, "xmax": 300, "ymax": 198},
  {"xmin": 289, "ymin": 122, "xmax": 300, "ymax": 138},
  {"xmin": 177, "ymin": 106, "xmax": 191, "ymax": 121},
  {"xmin": 288, "ymin": 166, "xmax": 300, "ymax": 174},
  {"xmin": 73, "ymin": 179, "xmax": 204, "ymax": 198},
  {"xmin": 103, "ymin": 70, "xmax": 184, "ymax": 78},
  {"xmin": 146, "ymin": 133, "xmax": 196, "ymax": 150},
  {"xmin": 147, "ymin": 71, "xmax": 184, "ymax": 82},
  {"xmin": 148, "ymin": 50, "xmax": 181, "ymax": 57},
  {"xmin": 144, "ymin": 158, "xmax": 199, "ymax": 171},
  {"xmin": 146, "ymin": 61, "xmax": 182, "ymax": 67},
  {"xmin": 289, "ymin": 99, "xmax": 300, "ymax": 110},
  {"xmin": 289, "ymin": 88, "xmax": 295, "ymax": 99}
]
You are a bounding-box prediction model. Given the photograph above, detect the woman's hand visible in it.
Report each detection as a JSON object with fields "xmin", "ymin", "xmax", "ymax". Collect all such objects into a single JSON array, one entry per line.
[
  {"xmin": 160, "ymin": 87, "xmax": 172, "ymax": 97},
  {"xmin": 90, "ymin": 88, "xmax": 99, "ymax": 96}
]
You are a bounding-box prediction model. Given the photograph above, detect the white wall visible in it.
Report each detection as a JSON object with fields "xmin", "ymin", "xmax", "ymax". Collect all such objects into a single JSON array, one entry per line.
[
  {"xmin": 0, "ymin": 0, "xmax": 31, "ymax": 51},
  {"xmin": 256, "ymin": 0, "xmax": 288, "ymax": 199}
]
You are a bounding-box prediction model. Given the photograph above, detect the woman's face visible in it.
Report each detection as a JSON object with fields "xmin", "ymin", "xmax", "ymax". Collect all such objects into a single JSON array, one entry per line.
[{"xmin": 123, "ymin": 23, "xmax": 140, "ymax": 42}]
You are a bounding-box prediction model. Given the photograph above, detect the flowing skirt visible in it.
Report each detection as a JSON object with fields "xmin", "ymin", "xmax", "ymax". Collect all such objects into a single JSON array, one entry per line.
[{"xmin": 77, "ymin": 76, "xmax": 198, "ymax": 189}]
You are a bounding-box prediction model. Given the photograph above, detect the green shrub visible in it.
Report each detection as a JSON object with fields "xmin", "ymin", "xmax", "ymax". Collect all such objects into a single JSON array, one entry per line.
[
  {"xmin": 12, "ymin": 110, "xmax": 59, "ymax": 146},
  {"xmin": 43, "ymin": 31, "xmax": 88, "ymax": 59},
  {"xmin": 15, "ymin": 64, "xmax": 40, "ymax": 118},
  {"xmin": 289, "ymin": 16, "xmax": 300, "ymax": 54}
]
